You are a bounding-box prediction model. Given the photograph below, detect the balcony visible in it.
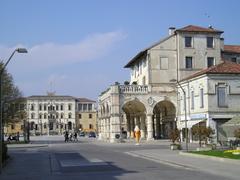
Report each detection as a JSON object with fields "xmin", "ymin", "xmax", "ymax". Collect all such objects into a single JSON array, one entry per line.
[{"xmin": 119, "ymin": 85, "xmax": 149, "ymax": 94}]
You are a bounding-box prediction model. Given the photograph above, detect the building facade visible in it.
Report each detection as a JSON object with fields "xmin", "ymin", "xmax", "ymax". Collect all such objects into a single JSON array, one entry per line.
[
  {"xmin": 98, "ymin": 25, "xmax": 240, "ymax": 143},
  {"xmin": 177, "ymin": 61, "xmax": 240, "ymax": 142},
  {"xmin": 76, "ymin": 98, "xmax": 97, "ymax": 133},
  {"xmin": 13, "ymin": 94, "xmax": 97, "ymax": 136}
]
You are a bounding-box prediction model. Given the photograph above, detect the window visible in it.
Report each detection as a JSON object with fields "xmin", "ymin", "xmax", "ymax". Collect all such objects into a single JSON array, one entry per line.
[
  {"xmin": 88, "ymin": 104, "xmax": 92, "ymax": 111},
  {"xmin": 231, "ymin": 57, "xmax": 237, "ymax": 63},
  {"xmin": 89, "ymin": 124, "xmax": 93, "ymax": 129},
  {"xmin": 61, "ymin": 113, "xmax": 64, "ymax": 119},
  {"xmin": 185, "ymin": 56, "xmax": 193, "ymax": 69},
  {"xmin": 44, "ymin": 104, "xmax": 47, "ymax": 111},
  {"xmin": 68, "ymin": 113, "xmax": 72, "ymax": 119},
  {"xmin": 11, "ymin": 124, "xmax": 15, "ymax": 130},
  {"xmin": 31, "ymin": 113, "xmax": 35, "ymax": 119},
  {"xmin": 217, "ymin": 87, "xmax": 226, "ymax": 107},
  {"xmin": 160, "ymin": 57, "xmax": 168, "ymax": 69},
  {"xmin": 68, "ymin": 104, "xmax": 72, "ymax": 111},
  {"xmin": 39, "ymin": 114, "xmax": 42, "ymax": 119},
  {"xmin": 79, "ymin": 124, "xmax": 82, "ymax": 129},
  {"xmin": 191, "ymin": 91, "xmax": 194, "ymax": 109},
  {"xmin": 200, "ymin": 88, "xmax": 204, "ymax": 108},
  {"xmin": 61, "ymin": 104, "xmax": 64, "ymax": 111},
  {"xmin": 44, "ymin": 113, "xmax": 47, "ymax": 119},
  {"xmin": 39, "ymin": 104, "xmax": 42, "ymax": 111},
  {"xmin": 78, "ymin": 104, "xmax": 82, "ymax": 111},
  {"xmin": 207, "ymin": 57, "xmax": 215, "ymax": 67},
  {"xmin": 56, "ymin": 113, "xmax": 59, "ymax": 119},
  {"xmin": 89, "ymin": 114, "xmax": 92, "ymax": 119},
  {"xmin": 79, "ymin": 114, "xmax": 82, "ymax": 119},
  {"xmin": 56, "ymin": 105, "xmax": 59, "ymax": 111},
  {"xmin": 83, "ymin": 104, "xmax": 87, "ymax": 111},
  {"xmin": 31, "ymin": 104, "xmax": 34, "ymax": 111},
  {"xmin": 207, "ymin": 37, "xmax": 214, "ymax": 48},
  {"xmin": 185, "ymin": 36, "xmax": 192, "ymax": 47},
  {"xmin": 142, "ymin": 76, "xmax": 146, "ymax": 85}
]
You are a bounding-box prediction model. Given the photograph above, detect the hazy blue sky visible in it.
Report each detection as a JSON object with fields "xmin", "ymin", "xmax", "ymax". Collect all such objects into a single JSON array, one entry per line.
[{"xmin": 1, "ymin": 0, "xmax": 240, "ymax": 100}]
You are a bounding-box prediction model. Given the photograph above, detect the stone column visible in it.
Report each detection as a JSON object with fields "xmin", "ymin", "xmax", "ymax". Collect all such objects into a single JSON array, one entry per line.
[
  {"xmin": 126, "ymin": 115, "xmax": 131, "ymax": 138},
  {"xmin": 147, "ymin": 113, "xmax": 153, "ymax": 140},
  {"xmin": 156, "ymin": 113, "xmax": 160, "ymax": 139},
  {"xmin": 140, "ymin": 115, "xmax": 146, "ymax": 139},
  {"xmin": 110, "ymin": 115, "xmax": 121, "ymax": 143}
]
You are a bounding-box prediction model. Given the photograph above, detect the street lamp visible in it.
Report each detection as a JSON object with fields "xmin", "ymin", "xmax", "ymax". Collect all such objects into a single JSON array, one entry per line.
[
  {"xmin": 0, "ymin": 48, "xmax": 28, "ymax": 173},
  {"xmin": 170, "ymin": 79, "xmax": 188, "ymax": 151}
]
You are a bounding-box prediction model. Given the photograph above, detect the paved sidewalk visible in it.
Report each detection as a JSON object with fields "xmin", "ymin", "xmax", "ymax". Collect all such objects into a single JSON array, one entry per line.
[{"xmin": 125, "ymin": 148, "xmax": 240, "ymax": 180}]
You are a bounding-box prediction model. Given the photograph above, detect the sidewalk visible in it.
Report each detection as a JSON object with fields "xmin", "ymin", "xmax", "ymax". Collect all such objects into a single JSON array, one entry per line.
[{"xmin": 125, "ymin": 148, "xmax": 240, "ymax": 180}]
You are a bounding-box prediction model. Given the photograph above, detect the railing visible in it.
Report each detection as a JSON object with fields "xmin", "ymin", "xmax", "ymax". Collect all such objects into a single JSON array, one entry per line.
[{"xmin": 119, "ymin": 85, "xmax": 148, "ymax": 94}]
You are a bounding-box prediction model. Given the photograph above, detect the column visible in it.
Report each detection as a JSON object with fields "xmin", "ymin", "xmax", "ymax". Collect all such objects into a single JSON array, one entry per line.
[
  {"xmin": 147, "ymin": 113, "xmax": 154, "ymax": 140},
  {"xmin": 156, "ymin": 113, "xmax": 160, "ymax": 139},
  {"xmin": 126, "ymin": 115, "xmax": 131, "ymax": 138},
  {"xmin": 140, "ymin": 115, "xmax": 146, "ymax": 139}
]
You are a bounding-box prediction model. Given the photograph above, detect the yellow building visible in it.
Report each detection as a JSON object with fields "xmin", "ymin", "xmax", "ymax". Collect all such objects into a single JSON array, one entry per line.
[{"xmin": 76, "ymin": 98, "xmax": 97, "ymax": 133}]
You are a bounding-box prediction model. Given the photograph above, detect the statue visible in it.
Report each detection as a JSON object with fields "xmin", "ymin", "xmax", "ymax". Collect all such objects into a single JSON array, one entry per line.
[{"xmin": 134, "ymin": 125, "xmax": 141, "ymax": 145}]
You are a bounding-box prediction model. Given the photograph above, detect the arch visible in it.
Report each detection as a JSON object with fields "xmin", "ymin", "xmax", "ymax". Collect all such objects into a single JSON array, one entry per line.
[
  {"xmin": 152, "ymin": 100, "xmax": 176, "ymax": 139},
  {"xmin": 122, "ymin": 100, "xmax": 147, "ymax": 139}
]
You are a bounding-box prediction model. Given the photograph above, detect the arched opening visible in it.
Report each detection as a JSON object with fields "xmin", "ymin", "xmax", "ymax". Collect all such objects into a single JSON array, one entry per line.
[
  {"xmin": 68, "ymin": 121, "xmax": 72, "ymax": 130},
  {"xmin": 153, "ymin": 101, "xmax": 176, "ymax": 139},
  {"xmin": 122, "ymin": 100, "xmax": 147, "ymax": 139}
]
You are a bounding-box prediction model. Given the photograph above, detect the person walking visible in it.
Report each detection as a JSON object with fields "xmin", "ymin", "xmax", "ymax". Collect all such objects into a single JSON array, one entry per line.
[
  {"xmin": 134, "ymin": 125, "xmax": 141, "ymax": 145},
  {"xmin": 64, "ymin": 131, "xmax": 69, "ymax": 142},
  {"xmin": 73, "ymin": 132, "xmax": 78, "ymax": 142}
]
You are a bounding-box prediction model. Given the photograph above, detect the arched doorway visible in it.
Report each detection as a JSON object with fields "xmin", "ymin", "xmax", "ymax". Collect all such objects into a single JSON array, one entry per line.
[
  {"xmin": 153, "ymin": 101, "xmax": 176, "ymax": 139},
  {"xmin": 122, "ymin": 100, "xmax": 147, "ymax": 139}
]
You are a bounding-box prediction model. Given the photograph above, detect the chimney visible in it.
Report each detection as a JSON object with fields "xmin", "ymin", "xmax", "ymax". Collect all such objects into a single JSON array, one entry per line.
[{"xmin": 168, "ymin": 27, "xmax": 176, "ymax": 35}]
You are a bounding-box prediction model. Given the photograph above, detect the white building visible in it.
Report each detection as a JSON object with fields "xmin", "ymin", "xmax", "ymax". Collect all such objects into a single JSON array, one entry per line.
[
  {"xmin": 98, "ymin": 25, "xmax": 240, "ymax": 143},
  {"xmin": 27, "ymin": 94, "xmax": 76, "ymax": 135},
  {"xmin": 177, "ymin": 61, "xmax": 240, "ymax": 142}
]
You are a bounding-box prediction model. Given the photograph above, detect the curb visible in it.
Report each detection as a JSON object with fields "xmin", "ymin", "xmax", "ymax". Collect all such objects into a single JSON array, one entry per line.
[
  {"xmin": 7, "ymin": 144, "xmax": 49, "ymax": 148},
  {"xmin": 179, "ymin": 151, "xmax": 240, "ymax": 164}
]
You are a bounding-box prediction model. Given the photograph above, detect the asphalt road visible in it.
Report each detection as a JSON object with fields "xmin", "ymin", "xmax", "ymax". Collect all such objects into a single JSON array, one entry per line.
[{"xmin": 1, "ymin": 136, "xmax": 236, "ymax": 180}]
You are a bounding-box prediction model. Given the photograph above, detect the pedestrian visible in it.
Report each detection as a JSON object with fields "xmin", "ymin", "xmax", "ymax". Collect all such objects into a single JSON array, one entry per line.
[
  {"xmin": 64, "ymin": 131, "xmax": 69, "ymax": 142},
  {"xmin": 73, "ymin": 132, "xmax": 78, "ymax": 142},
  {"xmin": 16, "ymin": 132, "xmax": 20, "ymax": 141},
  {"xmin": 69, "ymin": 132, "xmax": 73, "ymax": 142}
]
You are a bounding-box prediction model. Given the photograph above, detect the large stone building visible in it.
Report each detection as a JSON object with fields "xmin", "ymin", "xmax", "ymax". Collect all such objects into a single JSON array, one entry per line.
[
  {"xmin": 98, "ymin": 25, "xmax": 240, "ymax": 143},
  {"xmin": 4, "ymin": 94, "xmax": 97, "ymax": 136},
  {"xmin": 76, "ymin": 98, "xmax": 97, "ymax": 133}
]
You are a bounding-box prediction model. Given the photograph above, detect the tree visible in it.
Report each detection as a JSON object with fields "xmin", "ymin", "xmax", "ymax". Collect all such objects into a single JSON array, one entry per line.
[
  {"xmin": 0, "ymin": 62, "xmax": 23, "ymax": 125},
  {"xmin": 192, "ymin": 126, "xmax": 214, "ymax": 147}
]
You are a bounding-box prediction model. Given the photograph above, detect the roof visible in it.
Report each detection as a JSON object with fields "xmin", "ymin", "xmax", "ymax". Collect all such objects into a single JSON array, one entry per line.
[
  {"xmin": 176, "ymin": 25, "xmax": 223, "ymax": 34},
  {"xmin": 124, "ymin": 35, "xmax": 174, "ymax": 68},
  {"xmin": 124, "ymin": 25, "xmax": 223, "ymax": 68},
  {"xmin": 28, "ymin": 95, "xmax": 76, "ymax": 100},
  {"xmin": 224, "ymin": 45, "xmax": 240, "ymax": 54},
  {"xmin": 181, "ymin": 61, "xmax": 240, "ymax": 81},
  {"xmin": 77, "ymin": 98, "xmax": 96, "ymax": 103},
  {"xmin": 222, "ymin": 116, "xmax": 240, "ymax": 126}
]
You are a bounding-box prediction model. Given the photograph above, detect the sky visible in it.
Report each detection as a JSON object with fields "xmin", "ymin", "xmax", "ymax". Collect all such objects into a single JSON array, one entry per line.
[{"xmin": 1, "ymin": 0, "xmax": 240, "ymax": 101}]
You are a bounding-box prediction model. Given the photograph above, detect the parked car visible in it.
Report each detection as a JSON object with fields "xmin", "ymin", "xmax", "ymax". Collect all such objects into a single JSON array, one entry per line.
[
  {"xmin": 79, "ymin": 132, "xmax": 85, "ymax": 137},
  {"xmin": 88, "ymin": 131, "xmax": 96, "ymax": 138}
]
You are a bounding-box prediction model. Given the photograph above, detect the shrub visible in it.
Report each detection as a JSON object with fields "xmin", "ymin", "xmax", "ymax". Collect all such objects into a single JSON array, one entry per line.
[
  {"xmin": 169, "ymin": 129, "xmax": 180, "ymax": 144},
  {"xmin": 124, "ymin": 81, "xmax": 130, "ymax": 85},
  {"xmin": 234, "ymin": 128, "xmax": 240, "ymax": 139}
]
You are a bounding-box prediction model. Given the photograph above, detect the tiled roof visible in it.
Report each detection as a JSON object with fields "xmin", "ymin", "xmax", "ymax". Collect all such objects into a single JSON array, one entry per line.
[
  {"xmin": 181, "ymin": 61, "xmax": 240, "ymax": 81},
  {"xmin": 176, "ymin": 25, "xmax": 223, "ymax": 34},
  {"xmin": 224, "ymin": 45, "xmax": 240, "ymax": 54}
]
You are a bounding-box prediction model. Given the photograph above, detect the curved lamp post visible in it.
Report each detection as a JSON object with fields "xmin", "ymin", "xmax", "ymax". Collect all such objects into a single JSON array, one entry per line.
[{"xmin": 0, "ymin": 48, "xmax": 28, "ymax": 173}]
